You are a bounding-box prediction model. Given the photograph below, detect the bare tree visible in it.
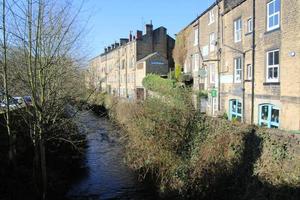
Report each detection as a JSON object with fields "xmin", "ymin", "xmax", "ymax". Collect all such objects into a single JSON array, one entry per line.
[
  {"xmin": 1, "ymin": 0, "xmax": 16, "ymax": 166},
  {"xmin": 2, "ymin": 0, "xmax": 86, "ymax": 198}
]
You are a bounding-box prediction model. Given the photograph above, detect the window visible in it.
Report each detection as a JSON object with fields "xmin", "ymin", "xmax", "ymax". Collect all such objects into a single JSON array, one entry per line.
[
  {"xmin": 234, "ymin": 57, "xmax": 242, "ymax": 83},
  {"xmin": 130, "ymin": 57, "xmax": 135, "ymax": 68},
  {"xmin": 121, "ymin": 59, "xmax": 126, "ymax": 69},
  {"xmin": 194, "ymin": 28, "xmax": 199, "ymax": 46},
  {"xmin": 247, "ymin": 64, "xmax": 252, "ymax": 80},
  {"xmin": 229, "ymin": 99, "xmax": 242, "ymax": 121},
  {"xmin": 209, "ymin": 63, "xmax": 216, "ymax": 84},
  {"xmin": 247, "ymin": 18, "xmax": 253, "ymax": 33},
  {"xmin": 213, "ymin": 97, "xmax": 218, "ymax": 116},
  {"xmin": 266, "ymin": 49, "xmax": 279, "ymax": 82},
  {"xmin": 259, "ymin": 104, "xmax": 279, "ymax": 128},
  {"xmin": 184, "ymin": 59, "xmax": 188, "ymax": 73},
  {"xmin": 194, "ymin": 53, "xmax": 199, "ymax": 71},
  {"xmin": 209, "ymin": 33, "xmax": 216, "ymax": 52},
  {"xmin": 234, "ymin": 18, "xmax": 242, "ymax": 43},
  {"xmin": 209, "ymin": 10, "xmax": 215, "ymax": 24},
  {"xmin": 267, "ymin": 0, "xmax": 280, "ymax": 31},
  {"xmin": 202, "ymin": 45, "xmax": 209, "ymax": 57}
]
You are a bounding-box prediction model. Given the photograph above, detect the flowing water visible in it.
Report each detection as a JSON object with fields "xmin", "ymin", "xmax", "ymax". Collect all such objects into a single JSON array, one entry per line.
[{"xmin": 66, "ymin": 110, "xmax": 161, "ymax": 200}]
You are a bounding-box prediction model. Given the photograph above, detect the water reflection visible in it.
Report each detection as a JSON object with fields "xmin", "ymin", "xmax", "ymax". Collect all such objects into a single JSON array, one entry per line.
[{"xmin": 67, "ymin": 111, "xmax": 160, "ymax": 200}]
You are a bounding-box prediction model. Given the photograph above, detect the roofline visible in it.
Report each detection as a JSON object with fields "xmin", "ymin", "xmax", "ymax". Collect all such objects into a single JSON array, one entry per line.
[
  {"xmin": 137, "ymin": 52, "xmax": 161, "ymax": 63},
  {"xmin": 223, "ymin": 0, "xmax": 247, "ymax": 15},
  {"xmin": 88, "ymin": 54, "xmax": 102, "ymax": 62},
  {"xmin": 92, "ymin": 26, "xmax": 174, "ymax": 59},
  {"xmin": 177, "ymin": 1, "xmax": 218, "ymax": 34}
]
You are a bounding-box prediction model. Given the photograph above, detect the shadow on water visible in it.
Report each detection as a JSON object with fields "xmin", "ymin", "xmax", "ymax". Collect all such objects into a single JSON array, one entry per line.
[{"xmin": 66, "ymin": 110, "xmax": 163, "ymax": 200}]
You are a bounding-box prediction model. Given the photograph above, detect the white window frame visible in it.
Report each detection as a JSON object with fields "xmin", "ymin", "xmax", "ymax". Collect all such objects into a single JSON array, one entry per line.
[
  {"xmin": 194, "ymin": 53, "xmax": 199, "ymax": 72},
  {"xmin": 194, "ymin": 28, "xmax": 199, "ymax": 46},
  {"xmin": 209, "ymin": 63, "xmax": 216, "ymax": 84},
  {"xmin": 208, "ymin": 10, "xmax": 215, "ymax": 25},
  {"xmin": 247, "ymin": 18, "xmax": 253, "ymax": 33},
  {"xmin": 247, "ymin": 64, "xmax": 252, "ymax": 80},
  {"xmin": 202, "ymin": 45, "xmax": 209, "ymax": 57},
  {"xmin": 266, "ymin": 49, "xmax": 280, "ymax": 83},
  {"xmin": 234, "ymin": 57, "xmax": 242, "ymax": 83},
  {"xmin": 184, "ymin": 59, "xmax": 188, "ymax": 73},
  {"xmin": 267, "ymin": 0, "xmax": 280, "ymax": 32},
  {"xmin": 209, "ymin": 32, "xmax": 216, "ymax": 52},
  {"xmin": 212, "ymin": 97, "xmax": 218, "ymax": 116},
  {"xmin": 234, "ymin": 18, "xmax": 242, "ymax": 43}
]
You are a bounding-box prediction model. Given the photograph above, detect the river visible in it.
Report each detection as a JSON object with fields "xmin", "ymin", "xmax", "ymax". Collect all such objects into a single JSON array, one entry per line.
[{"xmin": 66, "ymin": 110, "xmax": 162, "ymax": 200}]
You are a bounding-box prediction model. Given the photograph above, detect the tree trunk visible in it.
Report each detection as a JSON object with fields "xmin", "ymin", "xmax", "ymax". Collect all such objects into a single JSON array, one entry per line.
[
  {"xmin": 39, "ymin": 134, "xmax": 47, "ymax": 200},
  {"xmin": 2, "ymin": 0, "xmax": 16, "ymax": 167}
]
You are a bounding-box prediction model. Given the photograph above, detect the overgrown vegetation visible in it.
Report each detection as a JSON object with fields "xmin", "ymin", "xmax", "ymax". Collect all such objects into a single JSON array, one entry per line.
[
  {"xmin": 0, "ymin": 0, "xmax": 87, "ymax": 199},
  {"xmin": 173, "ymin": 28, "xmax": 191, "ymax": 67},
  {"xmin": 105, "ymin": 74, "xmax": 300, "ymax": 199}
]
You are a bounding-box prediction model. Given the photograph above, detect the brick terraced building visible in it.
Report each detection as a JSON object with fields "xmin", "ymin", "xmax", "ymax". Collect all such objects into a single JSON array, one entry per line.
[
  {"xmin": 177, "ymin": 0, "xmax": 300, "ymax": 131},
  {"xmin": 88, "ymin": 23, "xmax": 175, "ymax": 100}
]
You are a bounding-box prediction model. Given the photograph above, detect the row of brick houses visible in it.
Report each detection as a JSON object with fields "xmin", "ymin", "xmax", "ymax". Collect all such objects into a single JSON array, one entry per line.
[
  {"xmin": 87, "ymin": 0, "xmax": 299, "ymax": 131},
  {"xmin": 179, "ymin": 0, "xmax": 300, "ymax": 131},
  {"xmin": 86, "ymin": 24, "xmax": 175, "ymax": 100}
]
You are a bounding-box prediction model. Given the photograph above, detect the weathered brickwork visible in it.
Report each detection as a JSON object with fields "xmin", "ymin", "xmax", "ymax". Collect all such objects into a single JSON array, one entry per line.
[
  {"xmin": 178, "ymin": 0, "xmax": 300, "ymax": 131},
  {"xmin": 88, "ymin": 24, "xmax": 175, "ymax": 99}
]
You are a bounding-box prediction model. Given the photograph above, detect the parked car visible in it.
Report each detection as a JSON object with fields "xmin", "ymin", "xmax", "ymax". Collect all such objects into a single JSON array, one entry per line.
[
  {"xmin": 23, "ymin": 96, "xmax": 32, "ymax": 106},
  {"xmin": 0, "ymin": 100, "xmax": 6, "ymax": 109},
  {"xmin": 0, "ymin": 97, "xmax": 25, "ymax": 110}
]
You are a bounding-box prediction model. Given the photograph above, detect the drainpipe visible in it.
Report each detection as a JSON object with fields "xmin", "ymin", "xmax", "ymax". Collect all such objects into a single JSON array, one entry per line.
[
  {"xmin": 125, "ymin": 47, "xmax": 128, "ymax": 98},
  {"xmin": 118, "ymin": 50, "xmax": 121, "ymax": 98},
  {"xmin": 105, "ymin": 54, "xmax": 108, "ymax": 93},
  {"xmin": 242, "ymin": 52, "xmax": 246, "ymax": 123},
  {"xmin": 217, "ymin": 0, "xmax": 221, "ymax": 112},
  {"xmin": 251, "ymin": 0, "xmax": 256, "ymax": 124}
]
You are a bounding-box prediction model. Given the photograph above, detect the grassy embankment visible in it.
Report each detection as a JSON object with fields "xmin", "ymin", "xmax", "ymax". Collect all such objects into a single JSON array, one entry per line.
[{"xmin": 93, "ymin": 74, "xmax": 300, "ymax": 199}]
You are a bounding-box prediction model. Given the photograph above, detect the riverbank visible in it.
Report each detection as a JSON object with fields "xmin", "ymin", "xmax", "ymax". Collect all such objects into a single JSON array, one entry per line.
[
  {"xmin": 67, "ymin": 109, "xmax": 167, "ymax": 200},
  {"xmin": 0, "ymin": 107, "xmax": 87, "ymax": 200},
  {"xmin": 95, "ymin": 83, "xmax": 300, "ymax": 200}
]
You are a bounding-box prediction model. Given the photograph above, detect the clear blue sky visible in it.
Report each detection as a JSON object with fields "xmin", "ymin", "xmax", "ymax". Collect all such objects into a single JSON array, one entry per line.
[{"xmin": 79, "ymin": 0, "xmax": 215, "ymax": 58}]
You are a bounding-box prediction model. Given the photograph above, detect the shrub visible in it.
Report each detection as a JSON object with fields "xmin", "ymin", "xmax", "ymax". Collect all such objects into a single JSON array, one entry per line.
[
  {"xmin": 175, "ymin": 64, "xmax": 182, "ymax": 81},
  {"xmin": 254, "ymin": 129, "xmax": 300, "ymax": 187},
  {"xmin": 105, "ymin": 75, "xmax": 300, "ymax": 199},
  {"xmin": 142, "ymin": 74, "xmax": 176, "ymax": 96}
]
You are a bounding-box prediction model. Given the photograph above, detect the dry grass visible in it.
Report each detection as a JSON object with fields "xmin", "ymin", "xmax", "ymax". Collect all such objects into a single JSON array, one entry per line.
[
  {"xmin": 103, "ymin": 93, "xmax": 300, "ymax": 198},
  {"xmin": 254, "ymin": 129, "xmax": 300, "ymax": 187}
]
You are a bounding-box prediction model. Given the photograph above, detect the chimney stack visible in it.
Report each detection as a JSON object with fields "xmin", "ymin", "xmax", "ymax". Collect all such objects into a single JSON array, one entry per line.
[
  {"xmin": 136, "ymin": 30, "xmax": 143, "ymax": 40},
  {"xmin": 111, "ymin": 44, "xmax": 115, "ymax": 49},
  {"xmin": 120, "ymin": 38, "xmax": 129, "ymax": 45},
  {"xmin": 129, "ymin": 31, "xmax": 133, "ymax": 42},
  {"xmin": 104, "ymin": 47, "xmax": 108, "ymax": 53},
  {"xmin": 146, "ymin": 23, "xmax": 153, "ymax": 35},
  {"xmin": 115, "ymin": 42, "xmax": 119, "ymax": 48},
  {"xmin": 108, "ymin": 46, "xmax": 111, "ymax": 51}
]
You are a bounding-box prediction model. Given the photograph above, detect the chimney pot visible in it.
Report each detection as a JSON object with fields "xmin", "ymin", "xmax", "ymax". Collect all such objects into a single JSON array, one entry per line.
[
  {"xmin": 136, "ymin": 30, "xmax": 143, "ymax": 40},
  {"xmin": 146, "ymin": 24, "xmax": 153, "ymax": 35},
  {"xmin": 129, "ymin": 31, "xmax": 133, "ymax": 42},
  {"xmin": 120, "ymin": 38, "xmax": 129, "ymax": 45}
]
